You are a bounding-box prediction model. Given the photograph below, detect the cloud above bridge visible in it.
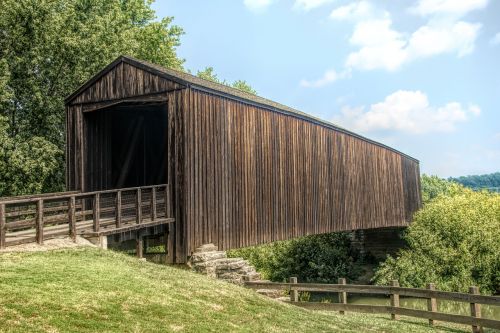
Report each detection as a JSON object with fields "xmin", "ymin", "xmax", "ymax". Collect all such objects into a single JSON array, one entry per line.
[{"xmin": 299, "ymin": 0, "xmax": 485, "ymax": 86}]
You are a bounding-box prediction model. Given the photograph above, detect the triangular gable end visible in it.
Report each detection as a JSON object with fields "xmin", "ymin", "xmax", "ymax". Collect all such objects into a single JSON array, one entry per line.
[{"xmin": 66, "ymin": 57, "xmax": 186, "ymax": 105}]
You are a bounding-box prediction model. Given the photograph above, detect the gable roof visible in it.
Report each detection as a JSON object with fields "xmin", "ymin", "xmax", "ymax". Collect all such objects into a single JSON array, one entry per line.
[{"xmin": 66, "ymin": 55, "xmax": 418, "ymax": 163}]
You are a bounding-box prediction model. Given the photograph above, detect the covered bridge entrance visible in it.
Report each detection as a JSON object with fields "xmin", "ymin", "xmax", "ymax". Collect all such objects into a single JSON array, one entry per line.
[{"xmin": 1, "ymin": 56, "xmax": 422, "ymax": 263}]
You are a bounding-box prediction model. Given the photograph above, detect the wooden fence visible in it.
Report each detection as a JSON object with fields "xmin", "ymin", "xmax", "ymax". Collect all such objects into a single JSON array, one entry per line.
[
  {"xmin": 245, "ymin": 279, "xmax": 500, "ymax": 332},
  {"xmin": 0, "ymin": 184, "xmax": 172, "ymax": 248}
]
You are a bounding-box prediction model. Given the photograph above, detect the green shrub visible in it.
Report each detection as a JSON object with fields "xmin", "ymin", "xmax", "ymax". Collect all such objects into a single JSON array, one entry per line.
[
  {"xmin": 228, "ymin": 232, "xmax": 363, "ymax": 283},
  {"xmin": 373, "ymin": 189, "xmax": 500, "ymax": 294}
]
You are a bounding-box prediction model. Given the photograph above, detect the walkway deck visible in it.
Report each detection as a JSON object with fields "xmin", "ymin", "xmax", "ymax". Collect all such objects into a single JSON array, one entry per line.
[{"xmin": 0, "ymin": 184, "xmax": 173, "ymax": 248}]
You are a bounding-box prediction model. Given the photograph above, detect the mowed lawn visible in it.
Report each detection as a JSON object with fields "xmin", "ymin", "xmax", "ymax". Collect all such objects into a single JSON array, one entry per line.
[{"xmin": 0, "ymin": 248, "xmax": 476, "ymax": 333}]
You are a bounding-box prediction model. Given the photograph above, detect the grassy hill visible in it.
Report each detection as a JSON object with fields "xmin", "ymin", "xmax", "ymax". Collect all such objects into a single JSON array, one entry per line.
[{"xmin": 0, "ymin": 247, "xmax": 474, "ymax": 333}]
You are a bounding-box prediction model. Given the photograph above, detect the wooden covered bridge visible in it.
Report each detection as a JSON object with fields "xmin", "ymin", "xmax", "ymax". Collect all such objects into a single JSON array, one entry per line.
[{"xmin": 0, "ymin": 56, "xmax": 421, "ymax": 263}]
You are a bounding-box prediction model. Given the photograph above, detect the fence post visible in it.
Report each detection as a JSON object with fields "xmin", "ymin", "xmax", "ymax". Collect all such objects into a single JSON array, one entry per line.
[
  {"xmin": 36, "ymin": 199, "xmax": 44, "ymax": 245},
  {"xmin": 469, "ymin": 286, "xmax": 483, "ymax": 333},
  {"xmin": 136, "ymin": 188, "xmax": 142, "ymax": 224},
  {"xmin": 390, "ymin": 280, "xmax": 400, "ymax": 320},
  {"xmin": 338, "ymin": 277, "xmax": 347, "ymax": 315},
  {"xmin": 68, "ymin": 196, "xmax": 76, "ymax": 242},
  {"xmin": 93, "ymin": 193, "xmax": 100, "ymax": 232},
  {"xmin": 115, "ymin": 191, "xmax": 122, "ymax": 228},
  {"xmin": 0, "ymin": 203, "xmax": 5, "ymax": 249},
  {"xmin": 290, "ymin": 277, "xmax": 298, "ymax": 302},
  {"xmin": 427, "ymin": 283, "xmax": 437, "ymax": 325},
  {"xmin": 151, "ymin": 187, "xmax": 157, "ymax": 221}
]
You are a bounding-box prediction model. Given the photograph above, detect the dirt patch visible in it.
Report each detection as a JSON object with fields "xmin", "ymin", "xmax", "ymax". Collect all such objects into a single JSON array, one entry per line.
[{"xmin": 0, "ymin": 236, "xmax": 96, "ymax": 253}]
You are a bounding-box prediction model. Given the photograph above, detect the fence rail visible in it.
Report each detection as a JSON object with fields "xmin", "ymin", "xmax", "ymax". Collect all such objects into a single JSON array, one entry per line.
[
  {"xmin": 245, "ymin": 279, "xmax": 500, "ymax": 332},
  {"xmin": 0, "ymin": 184, "xmax": 173, "ymax": 248}
]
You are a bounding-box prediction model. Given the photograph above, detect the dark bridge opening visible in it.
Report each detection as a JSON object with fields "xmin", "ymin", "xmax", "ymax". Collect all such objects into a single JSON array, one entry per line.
[{"xmin": 84, "ymin": 103, "xmax": 168, "ymax": 191}]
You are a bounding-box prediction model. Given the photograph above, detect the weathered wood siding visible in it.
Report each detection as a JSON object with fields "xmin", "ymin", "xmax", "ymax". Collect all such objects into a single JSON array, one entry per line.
[
  {"xmin": 66, "ymin": 58, "xmax": 421, "ymax": 263},
  {"xmin": 72, "ymin": 62, "xmax": 182, "ymax": 104},
  {"xmin": 180, "ymin": 89, "xmax": 421, "ymax": 257}
]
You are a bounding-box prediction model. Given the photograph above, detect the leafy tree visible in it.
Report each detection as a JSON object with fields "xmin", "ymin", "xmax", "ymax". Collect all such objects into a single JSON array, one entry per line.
[
  {"xmin": 196, "ymin": 67, "xmax": 257, "ymax": 95},
  {"xmin": 421, "ymin": 174, "xmax": 464, "ymax": 204},
  {"xmin": 0, "ymin": 0, "xmax": 184, "ymax": 195},
  {"xmin": 373, "ymin": 189, "xmax": 500, "ymax": 294},
  {"xmin": 0, "ymin": 116, "xmax": 62, "ymax": 196},
  {"xmin": 232, "ymin": 80, "xmax": 257, "ymax": 95},
  {"xmin": 196, "ymin": 67, "xmax": 222, "ymax": 83}
]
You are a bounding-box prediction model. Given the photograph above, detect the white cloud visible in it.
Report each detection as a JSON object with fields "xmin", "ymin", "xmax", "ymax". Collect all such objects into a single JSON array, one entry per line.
[
  {"xmin": 407, "ymin": 21, "xmax": 481, "ymax": 58},
  {"xmin": 293, "ymin": 0, "xmax": 335, "ymax": 11},
  {"xmin": 342, "ymin": 16, "xmax": 481, "ymax": 71},
  {"xmin": 329, "ymin": 1, "xmax": 376, "ymax": 21},
  {"xmin": 244, "ymin": 0, "xmax": 274, "ymax": 11},
  {"xmin": 333, "ymin": 90, "xmax": 480, "ymax": 134},
  {"xmin": 490, "ymin": 32, "xmax": 500, "ymax": 45},
  {"xmin": 410, "ymin": 0, "xmax": 489, "ymax": 17},
  {"xmin": 300, "ymin": 69, "xmax": 351, "ymax": 88},
  {"xmin": 346, "ymin": 19, "xmax": 408, "ymax": 71}
]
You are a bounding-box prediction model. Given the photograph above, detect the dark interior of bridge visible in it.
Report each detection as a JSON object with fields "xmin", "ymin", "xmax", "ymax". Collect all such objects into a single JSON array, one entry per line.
[{"xmin": 84, "ymin": 103, "xmax": 168, "ymax": 191}]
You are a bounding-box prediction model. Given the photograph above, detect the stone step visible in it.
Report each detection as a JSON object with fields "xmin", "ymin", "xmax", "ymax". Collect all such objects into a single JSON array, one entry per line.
[
  {"xmin": 217, "ymin": 272, "xmax": 243, "ymax": 282},
  {"xmin": 214, "ymin": 258, "xmax": 248, "ymax": 271},
  {"xmin": 235, "ymin": 264, "xmax": 256, "ymax": 274},
  {"xmin": 190, "ymin": 251, "xmax": 227, "ymax": 263}
]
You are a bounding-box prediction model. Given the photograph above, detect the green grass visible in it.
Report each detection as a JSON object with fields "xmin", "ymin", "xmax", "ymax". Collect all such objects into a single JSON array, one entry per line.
[{"xmin": 0, "ymin": 248, "xmax": 483, "ymax": 333}]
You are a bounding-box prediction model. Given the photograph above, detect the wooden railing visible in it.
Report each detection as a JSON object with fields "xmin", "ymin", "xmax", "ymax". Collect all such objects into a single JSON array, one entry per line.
[
  {"xmin": 0, "ymin": 184, "xmax": 172, "ymax": 248},
  {"xmin": 245, "ymin": 279, "xmax": 500, "ymax": 332}
]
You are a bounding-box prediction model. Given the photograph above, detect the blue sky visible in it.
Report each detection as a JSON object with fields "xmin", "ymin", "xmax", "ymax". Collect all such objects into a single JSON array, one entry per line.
[{"xmin": 153, "ymin": 0, "xmax": 500, "ymax": 178}]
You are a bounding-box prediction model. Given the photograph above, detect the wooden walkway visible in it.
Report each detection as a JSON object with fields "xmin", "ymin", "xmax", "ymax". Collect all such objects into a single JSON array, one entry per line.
[{"xmin": 0, "ymin": 184, "xmax": 174, "ymax": 248}]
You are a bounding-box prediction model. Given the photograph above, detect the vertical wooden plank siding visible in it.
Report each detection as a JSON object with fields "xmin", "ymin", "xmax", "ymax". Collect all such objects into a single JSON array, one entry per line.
[
  {"xmin": 181, "ymin": 89, "xmax": 421, "ymax": 256},
  {"xmin": 65, "ymin": 60, "xmax": 421, "ymax": 262}
]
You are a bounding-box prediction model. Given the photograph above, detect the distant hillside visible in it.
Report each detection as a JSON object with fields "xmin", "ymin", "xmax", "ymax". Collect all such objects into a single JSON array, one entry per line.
[{"xmin": 449, "ymin": 172, "xmax": 500, "ymax": 192}]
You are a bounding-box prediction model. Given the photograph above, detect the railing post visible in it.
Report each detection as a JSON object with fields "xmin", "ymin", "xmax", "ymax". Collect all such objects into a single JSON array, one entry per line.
[
  {"xmin": 136, "ymin": 230, "xmax": 144, "ymax": 258},
  {"xmin": 0, "ymin": 203, "xmax": 6, "ymax": 249},
  {"xmin": 290, "ymin": 277, "xmax": 298, "ymax": 302},
  {"xmin": 166, "ymin": 184, "xmax": 171, "ymax": 217},
  {"xmin": 93, "ymin": 193, "xmax": 100, "ymax": 232},
  {"xmin": 151, "ymin": 187, "xmax": 157, "ymax": 221},
  {"xmin": 36, "ymin": 199, "xmax": 44, "ymax": 245},
  {"xmin": 338, "ymin": 277, "xmax": 347, "ymax": 315},
  {"xmin": 115, "ymin": 190, "xmax": 122, "ymax": 228},
  {"xmin": 390, "ymin": 280, "xmax": 400, "ymax": 320},
  {"xmin": 136, "ymin": 188, "xmax": 142, "ymax": 224},
  {"xmin": 469, "ymin": 286, "xmax": 483, "ymax": 333},
  {"xmin": 68, "ymin": 196, "xmax": 76, "ymax": 242},
  {"xmin": 427, "ymin": 283, "xmax": 437, "ymax": 325}
]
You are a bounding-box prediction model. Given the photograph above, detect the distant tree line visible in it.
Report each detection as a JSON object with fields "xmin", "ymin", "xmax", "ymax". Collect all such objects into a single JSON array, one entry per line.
[{"xmin": 449, "ymin": 172, "xmax": 500, "ymax": 192}]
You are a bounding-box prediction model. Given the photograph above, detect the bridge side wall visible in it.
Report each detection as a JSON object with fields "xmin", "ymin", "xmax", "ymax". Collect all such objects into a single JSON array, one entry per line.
[{"xmin": 180, "ymin": 88, "xmax": 421, "ymax": 259}]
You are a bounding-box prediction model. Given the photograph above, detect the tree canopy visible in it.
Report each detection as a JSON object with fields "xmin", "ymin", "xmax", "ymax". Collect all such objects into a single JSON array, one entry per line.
[{"xmin": 0, "ymin": 0, "xmax": 184, "ymax": 196}]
